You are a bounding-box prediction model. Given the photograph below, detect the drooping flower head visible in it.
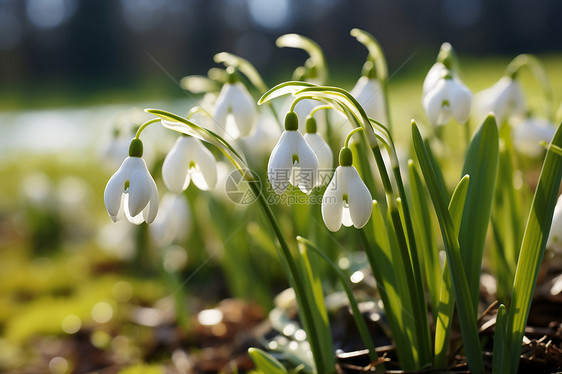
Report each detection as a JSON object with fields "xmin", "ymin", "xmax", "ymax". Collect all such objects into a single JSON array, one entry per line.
[
  {"xmin": 104, "ymin": 138, "xmax": 158, "ymax": 224},
  {"xmin": 322, "ymin": 147, "xmax": 372, "ymax": 232},
  {"xmin": 162, "ymin": 135, "xmax": 217, "ymax": 193},
  {"xmin": 423, "ymin": 72, "xmax": 472, "ymax": 126},
  {"xmin": 213, "ymin": 68, "xmax": 257, "ymax": 139},
  {"xmin": 511, "ymin": 116, "xmax": 555, "ymax": 158},
  {"xmin": 351, "ymin": 60, "xmax": 387, "ymax": 124},
  {"xmin": 149, "ymin": 193, "xmax": 191, "ymax": 246},
  {"xmin": 474, "ymin": 75, "xmax": 525, "ymax": 125},
  {"xmin": 267, "ymin": 111, "xmax": 319, "ymax": 194}
]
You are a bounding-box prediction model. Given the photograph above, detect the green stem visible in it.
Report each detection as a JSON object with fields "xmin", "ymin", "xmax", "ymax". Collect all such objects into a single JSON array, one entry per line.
[
  {"xmin": 344, "ymin": 128, "xmax": 364, "ymax": 148},
  {"xmin": 382, "ymin": 81, "xmax": 393, "ymax": 135},
  {"xmin": 248, "ymin": 182, "xmax": 329, "ymax": 374},
  {"xmin": 135, "ymin": 118, "xmax": 161, "ymax": 139}
]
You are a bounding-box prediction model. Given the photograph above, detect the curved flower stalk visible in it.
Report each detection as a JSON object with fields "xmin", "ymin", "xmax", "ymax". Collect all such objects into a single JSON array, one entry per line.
[
  {"xmin": 280, "ymin": 96, "xmax": 326, "ymax": 134},
  {"xmin": 104, "ymin": 137, "xmax": 159, "ymax": 225},
  {"xmin": 276, "ymin": 34, "xmax": 328, "ymax": 85},
  {"xmin": 213, "ymin": 68, "xmax": 257, "ymax": 139},
  {"xmin": 149, "ymin": 193, "xmax": 191, "ymax": 246},
  {"xmin": 267, "ymin": 112, "xmax": 319, "ymax": 194},
  {"xmin": 512, "ymin": 116, "xmax": 556, "ymax": 158},
  {"xmin": 322, "ymin": 147, "xmax": 372, "ymax": 231},
  {"xmin": 423, "ymin": 73, "xmax": 472, "ymax": 126},
  {"xmin": 162, "ymin": 135, "xmax": 218, "ymax": 193}
]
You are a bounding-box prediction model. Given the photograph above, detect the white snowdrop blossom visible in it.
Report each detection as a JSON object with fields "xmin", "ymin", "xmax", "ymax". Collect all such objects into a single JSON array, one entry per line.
[
  {"xmin": 351, "ymin": 76, "xmax": 387, "ymax": 124},
  {"xmin": 512, "ymin": 117, "xmax": 555, "ymax": 158},
  {"xmin": 213, "ymin": 81, "xmax": 257, "ymax": 139},
  {"xmin": 474, "ymin": 76, "xmax": 525, "ymax": 125},
  {"xmin": 547, "ymin": 194, "xmax": 562, "ymax": 254},
  {"xmin": 423, "ymin": 75, "xmax": 472, "ymax": 126},
  {"xmin": 162, "ymin": 136, "xmax": 217, "ymax": 193},
  {"xmin": 241, "ymin": 113, "xmax": 281, "ymax": 158},
  {"xmin": 104, "ymin": 139, "xmax": 158, "ymax": 225},
  {"xmin": 268, "ymin": 112, "xmax": 319, "ymax": 194},
  {"xmin": 150, "ymin": 193, "xmax": 191, "ymax": 246},
  {"xmin": 322, "ymin": 148, "xmax": 372, "ymax": 232}
]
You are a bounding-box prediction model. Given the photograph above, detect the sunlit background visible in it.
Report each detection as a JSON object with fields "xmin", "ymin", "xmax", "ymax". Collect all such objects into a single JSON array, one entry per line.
[{"xmin": 1, "ymin": 0, "xmax": 561, "ymax": 372}]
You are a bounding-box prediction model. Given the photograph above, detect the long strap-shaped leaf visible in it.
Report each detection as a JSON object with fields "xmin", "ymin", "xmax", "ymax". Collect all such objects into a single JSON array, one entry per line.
[
  {"xmin": 506, "ymin": 122, "xmax": 562, "ymax": 373},
  {"xmin": 412, "ymin": 120, "xmax": 484, "ymax": 373},
  {"xmin": 459, "ymin": 115, "xmax": 499, "ymax": 312},
  {"xmin": 434, "ymin": 174, "xmax": 470, "ymax": 368}
]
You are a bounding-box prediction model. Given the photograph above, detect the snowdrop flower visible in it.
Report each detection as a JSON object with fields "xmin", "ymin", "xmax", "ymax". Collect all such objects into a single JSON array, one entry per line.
[
  {"xmin": 351, "ymin": 61, "xmax": 387, "ymax": 124},
  {"xmin": 303, "ymin": 116, "xmax": 333, "ymax": 185},
  {"xmin": 150, "ymin": 193, "xmax": 191, "ymax": 246},
  {"xmin": 162, "ymin": 135, "xmax": 217, "ymax": 193},
  {"xmin": 512, "ymin": 117, "xmax": 555, "ymax": 158},
  {"xmin": 547, "ymin": 194, "xmax": 562, "ymax": 254},
  {"xmin": 423, "ymin": 73, "xmax": 472, "ymax": 126},
  {"xmin": 104, "ymin": 138, "xmax": 158, "ymax": 225},
  {"xmin": 474, "ymin": 76, "xmax": 525, "ymax": 125},
  {"xmin": 213, "ymin": 69, "xmax": 257, "ymax": 139},
  {"xmin": 268, "ymin": 112, "xmax": 319, "ymax": 194},
  {"xmin": 241, "ymin": 112, "xmax": 281, "ymax": 158},
  {"xmin": 322, "ymin": 147, "xmax": 372, "ymax": 232}
]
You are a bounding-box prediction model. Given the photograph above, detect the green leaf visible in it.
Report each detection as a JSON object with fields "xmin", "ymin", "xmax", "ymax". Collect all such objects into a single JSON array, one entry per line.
[
  {"xmin": 296, "ymin": 240, "xmax": 335, "ymax": 373},
  {"xmin": 412, "ymin": 120, "xmax": 484, "ymax": 374},
  {"xmin": 248, "ymin": 348, "xmax": 288, "ymax": 374},
  {"xmin": 258, "ymin": 81, "xmax": 317, "ymax": 105},
  {"xmin": 493, "ymin": 304, "xmax": 508, "ymax": 374},
  {"xmin": 459, "ymin": 115, "xmax": 499, "ymax": 312},
  {"xmin": 408, "ymin": 161, "xmax": 440, "ymax": 324},
  {"xmin": 214, "ymin": 52, "xmax": 268, "ymax": 93},
  {"xmin": 361, "ymin": 202, "xmax": 417, "ymax": 370},
  {"xmin": 434, "ymin": 174, "xmax": 470, "ymax": 368},
  {"xmin": 506, "ymin": 122, "xmax": 562, "ymax": 373},
  {"xmin": 145, "ymin": 108, "xmax": 248, "ymax": 174}
]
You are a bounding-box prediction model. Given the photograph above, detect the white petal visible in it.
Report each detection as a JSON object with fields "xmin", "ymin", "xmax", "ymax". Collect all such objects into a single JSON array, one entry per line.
[
  {"xmin": 124, "ymin": 194, "xmax": 145, "ymax": 225},
  {"xmin": 294, "ymin": 132, "xmax": 319, "ymax": 194},
  {"xmin": 126, "ymin": 158, "xmax": 153, "ymax": 217},
  {"xmin": 187, "ymin": 138, "xmax": 217, "ymax": 191},
  {"xmin": 229, "ymin": 82, "xmax": 257, "ymax": 137},
  {"xmin": 344, "ymin": 166, "xmax": 372, "ymax": 229},
  {"xmin": 422, "ymin": 62, "xmax": 447, "ymax": 97},
  {"xmin": 512, "ymin": 118, "xmax": 555, "ymax": 158},
  {"xmin": 142, "ymin": 174, "xmax": 159, "ymax": 224},
  {"xmin": 423, "ymin": 80, "xmax": 450, "ymax": 126},
  {"xmin": 304, "ymin": 133, "xmax": 333, "ymax": 185},
  {"xmin": 162, "ymin": 137, "xmax": 191, "ymax": 194},
  {"xmin": 341, "ymin": 206, "xmax": 353, "ymax": 227},
  {"xmin": 351, "ymin": 77, "xmax": 386, "ymax": 123},
  {"xmin": 104, "ymin": 158, "xmax": 129, "ymax": 220},
  {"xmin": 267, "ymin": 131, "xmax": 295, "ymax": 194},
  {"xmin": 322, "ymin": 167, "xmax": 344, "ymax": 232},
  {"xmin": 450, "ymin": 82, "xmax": 473, "ymax": 124},
  {"xmin": 547, "ymin": 195, "xmax": 562, "ymax": 253}
]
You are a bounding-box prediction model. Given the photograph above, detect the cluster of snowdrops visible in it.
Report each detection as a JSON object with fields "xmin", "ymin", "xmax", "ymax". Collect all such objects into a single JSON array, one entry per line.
[{"xmin": 102, "ymin": 30, "xmax": 562, "ymax": 374}]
